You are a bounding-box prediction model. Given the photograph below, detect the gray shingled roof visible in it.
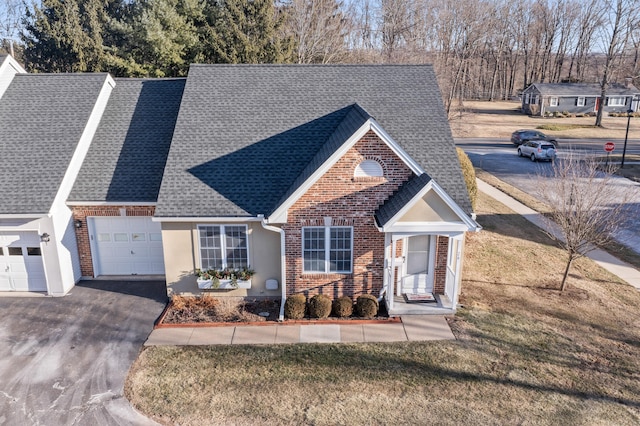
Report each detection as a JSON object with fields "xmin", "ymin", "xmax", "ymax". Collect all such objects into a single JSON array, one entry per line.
[
  {"xmin": 0, "ymin": 73, "xmax": 109, "ymax": 214},
  {"xmin": 529, "ymin": 82, "xmax": 639, "ymax": 96},
  {"xmin": 69, "ymin": 78, "xmax": 185, "ymax": 203},
  {"xmin": 375, "ymin": 173, "xmax": 432, "ymax": 227},
  {"xmin": 156, "ymin": 64, "xmax": 472, "ymax": 218}
]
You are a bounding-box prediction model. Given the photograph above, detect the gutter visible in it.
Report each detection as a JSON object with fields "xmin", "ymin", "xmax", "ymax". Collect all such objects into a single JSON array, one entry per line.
[{"xmin": 259, "ymin": 215, "xmax": 286, "ymax": 321}]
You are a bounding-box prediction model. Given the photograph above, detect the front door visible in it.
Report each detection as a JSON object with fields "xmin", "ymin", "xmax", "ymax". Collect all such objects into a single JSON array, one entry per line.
[{"xmin": 401, "ymin": 235, "xmax": 434, "ymax": 294}]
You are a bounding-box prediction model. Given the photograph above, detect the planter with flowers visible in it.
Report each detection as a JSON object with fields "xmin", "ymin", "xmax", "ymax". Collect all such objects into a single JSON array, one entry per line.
[{"xmin": 196, "ymin": 267, "xmax": 255, "ymax": 290}]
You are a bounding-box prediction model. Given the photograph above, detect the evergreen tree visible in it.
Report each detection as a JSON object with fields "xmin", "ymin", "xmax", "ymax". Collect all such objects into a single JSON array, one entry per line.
[
  {"xmin": 202, "ymin": 0, "xmax": 295, "ymax": 64},
  {"xmin": 22, "ymin": 0, "xmax": 119, "ymax": 73}
]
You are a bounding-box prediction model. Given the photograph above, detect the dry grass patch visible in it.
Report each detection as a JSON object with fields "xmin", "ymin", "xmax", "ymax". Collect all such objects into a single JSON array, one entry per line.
[
  {"xmin": 450, "ymin": 100, "xmax": 640, "ymax": 139},
  {"xmin": 475, "ymin": 169, "xmax": 640, "ymax": 271},
  {"xmin": 126, "ymin": 192, "xmax": 640, "ymax": 425}
]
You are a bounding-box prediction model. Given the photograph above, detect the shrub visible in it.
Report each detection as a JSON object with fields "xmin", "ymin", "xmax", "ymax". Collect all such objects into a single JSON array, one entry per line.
[
  {"xmin": 284, "ymin": 294, "xmax": 306, "ymax": 319},
  {"xmin": 332, "ymin": 296, "xmax": 353, "ymax": 318},
  {"xmin": 308, "ymin": 294, "xmax": 332, "ymax": 319},
  {"xmin": 356, "ymin": 294, "xmax": 379, "ymax": 318},
  {"xmin": 456, "ymin": 147, "xmax": 477, "ymax": 210}
]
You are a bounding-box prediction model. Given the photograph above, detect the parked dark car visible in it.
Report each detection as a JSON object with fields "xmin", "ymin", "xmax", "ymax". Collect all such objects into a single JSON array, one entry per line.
[{"xmin": 511, "ymin": 129, "xmax": 559, "ymax": 147}]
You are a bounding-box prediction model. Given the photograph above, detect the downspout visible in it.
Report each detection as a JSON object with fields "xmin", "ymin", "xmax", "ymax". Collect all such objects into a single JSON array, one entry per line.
[{"xmin": 259, "ymin": 215, "xmax": 286, "ymax": 321}]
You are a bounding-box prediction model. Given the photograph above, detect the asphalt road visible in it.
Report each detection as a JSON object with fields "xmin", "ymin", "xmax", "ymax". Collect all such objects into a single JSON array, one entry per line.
[
  {"xmin": 456, "ymin": 137, "xmax": 640, "ymax": 255},
  {"xmin": 0, "ymin": 280, "xmax": 167, "ymax": 425}
]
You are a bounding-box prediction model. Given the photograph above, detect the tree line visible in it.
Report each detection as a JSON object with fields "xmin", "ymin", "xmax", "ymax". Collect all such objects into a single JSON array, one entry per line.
[{"xmin": 1, "ymin": 0, "xmax": 638, "ymax": 114}]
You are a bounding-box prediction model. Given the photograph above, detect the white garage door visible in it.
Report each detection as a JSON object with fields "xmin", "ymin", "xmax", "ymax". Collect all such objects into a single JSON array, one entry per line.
[
  {"xmin": 89, "ymin": 217, "xmax": 164, "ymax": 276},
  {"xmin": 0, "ymin": 231, "xmax": 47, "ymax": 292}
]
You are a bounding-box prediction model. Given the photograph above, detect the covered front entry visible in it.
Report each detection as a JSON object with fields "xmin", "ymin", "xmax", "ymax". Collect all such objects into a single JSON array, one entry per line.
[
  {"xmin": 401, "ymin": 235, "xmax": 435, "ymax": 295},
  {"xmin": 88, "ymin": 217, "xmax": 164, "ymax": 276},
  {"xmin": 0, "ymin": 231, "xmax": 47, "ymax": 292},
  {"xmin": 374, "ymin": 175, "xmax": 481, "ymax": 314}
]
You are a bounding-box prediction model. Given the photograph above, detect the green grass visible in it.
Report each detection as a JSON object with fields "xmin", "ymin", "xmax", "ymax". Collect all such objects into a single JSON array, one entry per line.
[{"xmin": 125, "ymin": 192, "xmax": 640, "ymax": 426}]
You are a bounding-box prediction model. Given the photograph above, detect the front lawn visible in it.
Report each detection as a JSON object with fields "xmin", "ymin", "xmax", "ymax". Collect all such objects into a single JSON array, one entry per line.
[{"xmin": 125, "ymin": 191, "xmax": 640, "ymax": 425}]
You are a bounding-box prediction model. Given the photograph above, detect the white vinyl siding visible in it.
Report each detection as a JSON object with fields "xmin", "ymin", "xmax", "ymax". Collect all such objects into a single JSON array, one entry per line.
[
  {"xmin": 198, "ymin": 225, "xmax": 248, "ymax": 270},
  {"xmin": 303, "ymin": 226, "xmax": 352, "ymax": 273}
]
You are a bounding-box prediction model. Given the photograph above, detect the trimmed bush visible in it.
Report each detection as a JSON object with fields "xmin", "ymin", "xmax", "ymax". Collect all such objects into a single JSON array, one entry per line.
[
  {"xmin": 332, "ymin": 296, "xmax": 353, "ymax": 318},
  {"xmin": 308, "ymin": 294, "xmax": 332, "ymax": 319},
  {"xmin": 356, "ymin": 294, "xmax": 379, "ymax": 318},
  {"xmin": 284, "ymin": 294, "xmax": 306, "ymax": 320},
  {"xmin": 456, "ymin": 147, "xmax": 477, "ymax": 210}
]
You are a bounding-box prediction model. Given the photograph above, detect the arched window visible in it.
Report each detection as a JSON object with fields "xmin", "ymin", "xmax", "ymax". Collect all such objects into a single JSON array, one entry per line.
[{"xmin": 354, "ymin": 160, "xmax": 383, "ymax": 178}]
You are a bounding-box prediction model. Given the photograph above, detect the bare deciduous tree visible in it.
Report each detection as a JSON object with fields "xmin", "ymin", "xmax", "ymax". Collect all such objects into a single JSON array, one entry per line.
[
  {"xmin": 595, "ymin": 0, "xmax": 638, "ymax": 127},
  {"xmin": 285, "ymin": 0, "xmax": 352, "ymax": 64},
  {"xmin": 536, "ymin": 152, "xmax": 630, "ymax": 291}
]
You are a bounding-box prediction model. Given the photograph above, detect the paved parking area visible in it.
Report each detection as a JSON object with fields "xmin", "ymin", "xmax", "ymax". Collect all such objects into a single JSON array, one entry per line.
[{"xmin": 0, "ymin": 280, "xmax": 167, "ymax": 425}]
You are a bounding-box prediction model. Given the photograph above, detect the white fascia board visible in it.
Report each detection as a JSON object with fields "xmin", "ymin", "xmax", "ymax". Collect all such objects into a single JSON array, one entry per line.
[
  {"xmin": 153, "ymin": 216, "xmax": 262, "ymax": 223},
  {"xmin": 0, "ymin": 55, "xmax": 26, "ymax": 100},
  {"xmin": 66, "ymin": 201, "xmax": 157, "ymax": 207},
  {"xmin": 0, "ymin": 214, "xmax": 48, "ymax": 219},
  {"xmin": 269, "ymin": 119, "xmax": 424, "ymax": 223},
  {"xmin": 51, "ymin": 74, "xmax": 116, "ymax": 214},
  {"xmin": 383, "ymin": 179, "xmax": 481, "ymax": 232},
  {"xmin": 383, "ymin": 223, "xmax": 470, "ymax": 234}
]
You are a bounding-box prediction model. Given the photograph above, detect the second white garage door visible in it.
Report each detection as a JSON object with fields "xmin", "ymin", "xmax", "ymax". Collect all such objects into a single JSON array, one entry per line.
[
  {"xmin": 0, "ymin": 231, "xmax": 47, "ymax": 292},
  {"xmin": 89, "ymin": 217, "xmax": 164, "ymax": 276}
]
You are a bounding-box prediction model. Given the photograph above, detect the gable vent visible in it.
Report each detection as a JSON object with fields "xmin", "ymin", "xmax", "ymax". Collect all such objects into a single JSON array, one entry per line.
[{"xmin": 354, "ymin": 160, "xmax": 383, "ymax": 178}]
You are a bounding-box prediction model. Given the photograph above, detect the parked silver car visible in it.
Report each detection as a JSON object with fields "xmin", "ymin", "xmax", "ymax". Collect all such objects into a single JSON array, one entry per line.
[{"xmin": 517, "ymin": 140, "xmax": 557, "ymax": 162}]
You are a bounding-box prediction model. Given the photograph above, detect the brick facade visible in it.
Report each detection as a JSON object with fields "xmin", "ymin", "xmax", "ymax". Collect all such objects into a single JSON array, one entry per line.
[
  {"xmin": 433, "ymin": 235, "xmax": 449, "ymax": 294},
  {"xmin": 70, "ymin": 205, "xmax": 155, "ymax": 277},
  {"xmin": 284, "ymin": 131, "xmax": 414, "ymax": 298}
]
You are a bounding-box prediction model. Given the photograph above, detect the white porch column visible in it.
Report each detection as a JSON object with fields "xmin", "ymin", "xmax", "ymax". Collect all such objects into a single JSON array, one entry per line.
[
  {"xmin": 445, "ymin": 233, "xmax": 465, "ymax": 308},
  {"xmin": 383, "ymin": 232, "xmax": 393, "ymax": 311}
]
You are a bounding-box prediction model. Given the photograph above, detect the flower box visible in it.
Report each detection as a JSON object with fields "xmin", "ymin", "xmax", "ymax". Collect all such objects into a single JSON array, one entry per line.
[{"xmin": 197, "ymin": 278, "xmax": 252, "ymax": 290}]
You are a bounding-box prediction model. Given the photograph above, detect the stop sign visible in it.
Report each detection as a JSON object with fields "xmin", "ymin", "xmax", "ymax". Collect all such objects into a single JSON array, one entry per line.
[{"xmin": 604, "ymin": 142, "xmax": 615, "ymax": 152}]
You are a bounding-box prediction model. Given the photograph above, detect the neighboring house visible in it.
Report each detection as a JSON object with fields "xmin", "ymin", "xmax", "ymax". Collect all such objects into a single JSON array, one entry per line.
[
  {"xmin": 0, "ymin": 56, "xmax": 115, "ymax": 295},
  {"xmin": 0, "ymin": 56, "xmax": 480, "ymax": 315},
  {"xmin": 521, "ymin": 82, "xmax": 640, "ymax": 116}
]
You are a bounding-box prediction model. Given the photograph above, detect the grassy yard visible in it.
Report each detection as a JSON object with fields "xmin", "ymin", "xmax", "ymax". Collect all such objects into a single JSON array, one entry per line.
[
  {"xmin": 126, "ymin": 191, "xmax": 640, "ymax": 425},
  {"xmin": 449, "ymin": 100, "xmax": 640, "ymax": 140}
]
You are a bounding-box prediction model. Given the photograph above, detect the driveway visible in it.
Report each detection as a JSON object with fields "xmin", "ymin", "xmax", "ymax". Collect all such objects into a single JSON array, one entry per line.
[{"xmin": 0, "ymin": 280, "xmax": 167, "ymax": 425}]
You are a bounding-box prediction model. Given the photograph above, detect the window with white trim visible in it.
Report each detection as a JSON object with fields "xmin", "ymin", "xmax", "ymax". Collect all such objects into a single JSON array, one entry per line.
[
  {"xmin": 549, "ymin": 97, "xmax": 558, "ymax": 107},
  {"xmin": 608, "ymin": 97, "xmax": 625, "ymax": 106},
  {"xmin": 576, "ymin": 97, "xmax": 585, "ymax": 107},
  {"xmin": 198, "ymin": 225, "xmax": 248, "ymax": 270},
  {"xmin": 354, "ymin": 159, "xmax": 383, "ymax": 177},
  {"xmin": 303, "ymin": 226, "xmax": 352, "ymax": 273},
  {"xmin": 524, "ymin": 93, "xmax": 530, "ymax": 104}
]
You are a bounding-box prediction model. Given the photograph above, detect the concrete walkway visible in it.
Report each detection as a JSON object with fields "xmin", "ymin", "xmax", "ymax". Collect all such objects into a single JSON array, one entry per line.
[
  {"xmin": 145, "ymin": 315, "xmax": 455, "ymax": 346},
  {"xmin": 477, "ymin": 179, "xmax": 640, "ymax": 290}
]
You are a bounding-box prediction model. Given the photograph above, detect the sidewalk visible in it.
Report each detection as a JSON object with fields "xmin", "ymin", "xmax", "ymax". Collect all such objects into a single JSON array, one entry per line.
[
  {"xmin": 477, "ymin": 179, "xmax": 640, "ymax": 290},
  {"xmin": 145, "ymin": 315, "xmax": 455, "ymax": 346}
]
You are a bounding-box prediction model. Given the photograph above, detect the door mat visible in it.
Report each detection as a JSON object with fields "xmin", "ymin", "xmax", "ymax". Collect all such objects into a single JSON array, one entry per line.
[{"xmin": 403, "ymin": 292, "xmax": 437, "ymax": 303}]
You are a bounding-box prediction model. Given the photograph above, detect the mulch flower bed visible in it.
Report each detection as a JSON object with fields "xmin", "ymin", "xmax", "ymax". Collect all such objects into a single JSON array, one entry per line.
[{"xmin": 156, "ymin": 296, "xmax": 399, "ymax": 328}]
